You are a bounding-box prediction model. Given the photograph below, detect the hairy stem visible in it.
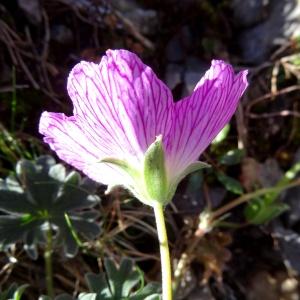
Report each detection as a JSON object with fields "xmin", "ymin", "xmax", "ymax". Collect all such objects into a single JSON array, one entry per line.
[{"xmin": 153, "ymin": 203, "xmax": 172, "ymax": 300}]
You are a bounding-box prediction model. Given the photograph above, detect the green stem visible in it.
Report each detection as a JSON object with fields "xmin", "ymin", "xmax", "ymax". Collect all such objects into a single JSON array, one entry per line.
[
  {"xmin": 211, "ymin": 177, "xmax": 300, "ymax": 220},
  {"xmin": 45, "ymin": 222, "xmax": 54, "ymax": 299},
  {"xmin": 153, "ymin": 203, "xmax": 172, "ymax": 300}
]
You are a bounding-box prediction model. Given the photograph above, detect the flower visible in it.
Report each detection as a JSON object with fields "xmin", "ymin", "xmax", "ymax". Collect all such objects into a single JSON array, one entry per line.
[{"xmin": 39, "ymin": 49, "xmax": 248, "ymax": 206}]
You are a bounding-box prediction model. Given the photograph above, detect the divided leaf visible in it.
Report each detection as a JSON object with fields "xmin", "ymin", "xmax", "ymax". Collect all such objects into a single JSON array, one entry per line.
[
  {"xmin": 46, "ymin": 259, "xmax": 160, "ymax": 300},
  {"xmin": 85, "ymin": 258, "xmax": 161, "ymax": 299},
  {"xmin": 0, "ymin": 156, "xmax": 101, "ymax": 258}
]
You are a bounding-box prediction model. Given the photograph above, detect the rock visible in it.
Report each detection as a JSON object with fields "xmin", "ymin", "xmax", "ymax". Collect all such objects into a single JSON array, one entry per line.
[
  {"xmin": 183, "ymin": 57, "xmax": 209, "ymax": 96},
  {"xmin": 164, "ymin": 63, "xmax": 184, "ymax": 91},
  {"xmin": 231, "ymin": 0, "xmax": 271, "ymax": 28},
  {"xmin": 239, "ymin": 0, "xmax": 300, "ymax": 64},
  {"xmin": 111, "ymin": 0, "xmax": 158, "ymax": 35},
  {"xmin": 187, "ymin": 286, "xmax": 215, "ymax": 300},
  {"xmin": 60, "ymin": 0, "xmax": 111, "ymax": 26},
  {"xmin": 17, "ymin": 0, "xmax": 42, "ymax": 25},
  {"xmin": 165, "ymin": 26, "xmax": 192, "ymax": 63},
  {"xmin": 259, "ymin": 158, "xmax": 283, "ymax": 187},
  {"xmin": 51, "ymin": 25, "xmax": 73, "ymax": 45},
  {"xmin": 273, "ymin": 225, "xmax": 300, "ymax": 274},
  {"xmin": 281, "ymin": 186, "xmax": 300, "ymax": 227}
]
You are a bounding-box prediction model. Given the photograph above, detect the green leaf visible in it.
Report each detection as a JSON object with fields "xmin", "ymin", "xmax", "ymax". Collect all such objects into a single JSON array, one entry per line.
[
  {"xmin": 40, "ymin": 294, "xmax": 76, "ymax": 300},
  {"xmin": 216, "ymin": 173, "xmax": 243, "ymax": 195},
  {"xmin": 264, "ymin": 161, "xmax": 300, "ymax": 204},
  {"xmin": 0, "ymin": 283, "xmax": 28, "ymax": 300},
  {"xmin": 78, "ymin": 294, "xmax": 97, "ymax": 300},
  {"xmin": 0, "ymin": 156, "xmax": 101, "ymax": 258},
  {"xmin": 85, "ymin": 258, "xmax": 161, "ymax": 299},
  {"xmin": 12, "ymin": 284, "xmax": 29, "ymax": 300},
  {"xmin": 100, "ymin": 158, "xmax": 139, "ymax": 180},
  {"xmin": 55, "ymin": 294, "xmax": 76, "ymax": 300},
  {"xmin": 219, "ymin": 149, "xmax": 245, "ymax": 166},
  {"xmin": 244, "ymin": 198, "xmax": 289, "ymax": 224},
  {"xmin": 211, "ymin": 124, "xmax": 230, "ymax": 145}
]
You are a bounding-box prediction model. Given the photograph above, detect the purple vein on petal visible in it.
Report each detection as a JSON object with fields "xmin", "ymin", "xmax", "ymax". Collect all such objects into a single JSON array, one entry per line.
[{"xmin": 166, "ymin": 60, "xmax": 248, "ymax": 177}]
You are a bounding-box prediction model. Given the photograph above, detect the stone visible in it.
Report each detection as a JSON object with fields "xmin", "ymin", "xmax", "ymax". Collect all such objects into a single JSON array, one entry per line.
[
  {"xmin": 187, "ymin": 286, "xmax": 215, "ymax": 300},
  {"xmin": 165, "ymin": 26, "xmax": 192, "ymax": 63},
  {"xmin": 18, "ymin": 0, "xmax": 42, "ymax": 25},
  {"xmin": 51, "ymin": 25, "xmax": 73, "ymax": 45},
  {"xmin": 231, "ymin": 0, "xmax": 271, "ymax": 28},
  {"xmin": 238, "ymin": 0, "xmax": 300, "ymax": 64},
  {"xmin": 164, "ymin": 63, "xmax": 184, "ymax": 91},
  {"xmin": 273, "ymin": 225, "xmax": 300, "ymax": 274},
  {"xmin": 111, "ymin": 0, "xmax": 158, "ymax": 35},
  {"xmin": 183, "ymin": 57, "xmax": 209, "ymax": 96}
]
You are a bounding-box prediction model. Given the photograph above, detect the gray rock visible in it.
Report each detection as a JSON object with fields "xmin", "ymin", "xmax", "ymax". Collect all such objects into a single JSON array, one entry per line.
[
  {"xmin": 273, "ymin": 225, "xmax": 300, "ymax": 273},
  {"xmin": 165, "ymin": 26, "xmax": 192, "ymax": 63},
  {"xmin": 165, "ymin": 63, "xmax": 184, "ymax": 90},
  {"xmin": 183, "ymin": 57, "xmax": 209, "ymax": 96},
  {"xmin": 111, "ymin": 0, "xmax": 158, "ymax": 35},
  {"xmin": 187, "ymin": 286, "xmax": 215, "ymax": 300},
  {"xmin": 239, "ymin": 0, "xmax": 300, "ymax": 64},
  {"xmin": 282, "ymin": 186, "xmax": 300, "ymax": 227},
  {"xmin": 59, "ymin": 0, "xmax": 111, "ymax": 26},
  {"xmin": 166, "ymin": 36, "xmax": 185, "ymax": 63},
  {"xmin": 259, "ymin": 158, "xmax": 283, "ymax": 187},
  {"xmin": 231, "ymin": 0, "xmax": 271, "ymax": 27},
  {"xmin": 51, "ymin": 25, "xmax": 73, "ymax": 45},
  {"xmin": 18, "ymin": 0, "xmax": 42, "ymax": 24}
]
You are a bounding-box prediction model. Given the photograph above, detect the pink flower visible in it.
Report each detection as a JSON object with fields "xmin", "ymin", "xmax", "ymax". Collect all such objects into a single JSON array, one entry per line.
[{"xmin": 39, "ymin": 49, "xmax": 248, "ymax": 205}]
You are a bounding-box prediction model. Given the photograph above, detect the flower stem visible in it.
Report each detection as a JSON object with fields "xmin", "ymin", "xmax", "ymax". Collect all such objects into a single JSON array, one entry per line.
[
  {"xmin": 44, "ymin": 222, "xmax": 54, "ymax": 299},
  {"xmin": 153, "ymin": 203, "xmax": 172, "ymax": 300}
]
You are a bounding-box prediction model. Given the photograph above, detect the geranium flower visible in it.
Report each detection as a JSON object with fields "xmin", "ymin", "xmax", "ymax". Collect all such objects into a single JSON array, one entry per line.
[{"xmin": 39, "ymin": 49, "xmax": 248, "ymax": 206}]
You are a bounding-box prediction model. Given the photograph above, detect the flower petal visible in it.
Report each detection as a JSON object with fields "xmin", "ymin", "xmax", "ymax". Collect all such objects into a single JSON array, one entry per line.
[
  {"xmin": 167, "ymin": 60, "xmax": 248, "ymax": 176},
  {"xmin": 39, "ymin": 111, "xmax": 127, "ymax": 185},
  {"xmin": 67, "ymin": 49, "xmax": 173, "ymax": 164}
]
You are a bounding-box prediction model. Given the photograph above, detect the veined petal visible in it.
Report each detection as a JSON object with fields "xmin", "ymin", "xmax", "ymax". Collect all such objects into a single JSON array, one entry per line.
[
  {"xmin": 39, "ymin": 112, "xmax": 128, "ymax": 186},
  {"xmin": 167, "ymin": 60, "xmax": 248, "ymax": 177},
  {"xmin": 67, "ymin": 49, "xmax": 173, "ymax": 165}
]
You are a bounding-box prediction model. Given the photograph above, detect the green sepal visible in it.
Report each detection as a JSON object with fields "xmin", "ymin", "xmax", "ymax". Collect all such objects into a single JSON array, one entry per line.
[
  {"xmin": 167, "ymin": 161, "xmax": 210, "ymax": 201},
  {"xmin": 143, "ymin": 136, "xmax": 168, "ymax": 204},
  {"xmin": 100, "ymin": 157, "xmax": 139, "ymax": 179}
]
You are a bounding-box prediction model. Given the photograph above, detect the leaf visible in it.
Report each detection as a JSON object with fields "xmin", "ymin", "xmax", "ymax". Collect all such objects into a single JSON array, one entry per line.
[
  {"xmin": 244, "ymin": 198, "xmax": 289, "ymax": 224},
  {"xmin": 78, "ymin": 294, "xmax": 97, "ymax": 300},
  {"xmin": 12, "ymin": 284, "xmax": 29, "ymax": 300},
  {"xmin": 219, "ymin": 149, "xmax": 245, "ymax": 166},
  {"xmin": 0, "ymin": 283, "xmax": 28, "ymax": 300},
  {"xmin": 85, "ymin": 258, "xmax": 161, "ymax": 299},
  {"xmin": 216, "ymin": 173, "xmax": 243, "ymax": 195},
  {"xmin": 0, "ymin": 156, "xmax": 101, "ymax": 258},
  {"xmin": 55, "ymin": 294, "xmax": 76, "ymax": 300},
  {"xmin": 211, "ymin": 124, "xmax": 230, "ymax": 145}
]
